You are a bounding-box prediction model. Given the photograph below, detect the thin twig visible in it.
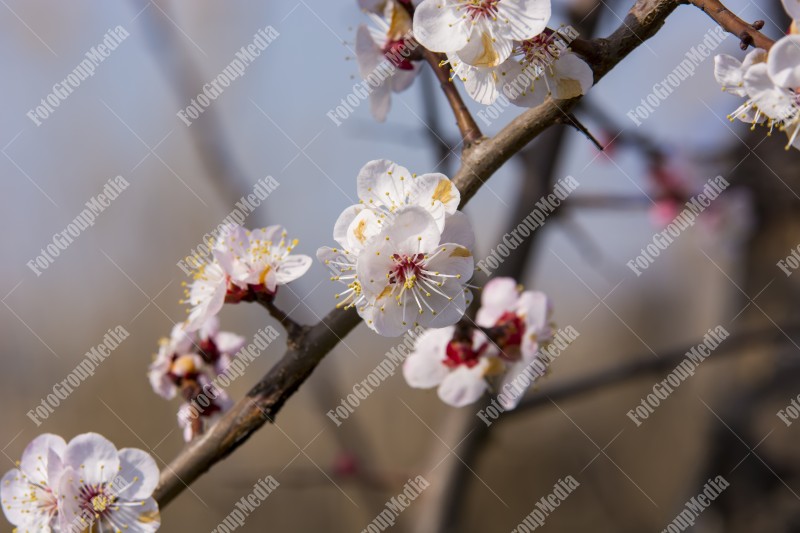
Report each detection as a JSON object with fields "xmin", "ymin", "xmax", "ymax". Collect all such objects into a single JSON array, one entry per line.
[
  {"xmin": 257, "ymin": 296, "xmax": 304, "ymax": 342},
  {"xmin": 399, "ymin": 2, "xmax": 484, "ymax": 146},
  {"xmin": 685, "ymin": 0, "xmax": 775, "ymax": 50},
  {"xmin": 562, "ymin": 113, "xmax": 604, "ymax": 151},
  {"xmin": 511, "ymin": 322, "xmax": 800, "ymax": 414}
]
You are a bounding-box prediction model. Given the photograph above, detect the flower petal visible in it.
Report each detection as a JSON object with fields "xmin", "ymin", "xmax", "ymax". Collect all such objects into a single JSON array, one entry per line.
[
  {"xmin": 552, "ymin": 52, "xmax": 594, "ymax": 99},
  {"xmin": 19, "ymin": 434, "xmax": 66, "ymax": 487},
  {"xmin": 440, "ymin": 211, "xmax": 475, "ymax": 249},
  {"xmin": 355, "ymin": 24, "xmax": 385, "ymax": 79},
  {"xmin": 276, "ymin": 254, "xmax": 313, "ymax": 284},
  {"xmin": 767, "ymin": 34, "xmax": 800, "ymax": 89},
  {"xmin": 496, "ymin": 0, "xmax": 552, "ymax": 42},
  {"xmin": 437, "ymin": 362, "xmax": 489, "ymax": 407},
  {"xmin": 457, "ymin": 31, "xmax": 513, "ymax": 68},
  {"xmin": 333, "ymin": 205, "xmax": 365, "ymax": 250},
  {"xmin": 407, "ymin": 173, "xmax": 460, "ymax": 231},
  {"xmin": 476, "ymin": 277, "xmax": 519, "ymax": 327},
  {"xmin": 356, "ymin": 159, "xmax": 414, "ymax": 207},
  {"xmin": 744, "ymin": 63, "xmax": 796, "ymax": 121},
  {"xmin": 421, "ymin": 283, "xmax": 470, "ymax": 329},
  {"xmin": 213, "ymin": 331, "xmax": 246, "ymax": 356},
  {"xmin": 63, "ymin": 433, "xmax": 120, "ymax": 486},
  {"xmin": 403, "ymin": 327, "xmax": 454, "ymax": 388},
  {"xmin": 413, "ymin": 0, "xmax": 470, "ymax": 54},
  {"xmin": 116, "ymin": 448, "xmax": 159, "ymax": 501},
  {"xmin": 370, "ymin": 84, "xmax": 393, "ymax": 122},
  {"xmin": 346, "ymin": 208, "xmax": 384, "ymax": 250}
]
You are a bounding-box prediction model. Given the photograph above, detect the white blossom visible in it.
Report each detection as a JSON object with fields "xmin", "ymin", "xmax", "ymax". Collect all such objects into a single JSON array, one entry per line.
[{"xmin": 413, "ymin": 0, "xmax": 551, "ymax": 67}]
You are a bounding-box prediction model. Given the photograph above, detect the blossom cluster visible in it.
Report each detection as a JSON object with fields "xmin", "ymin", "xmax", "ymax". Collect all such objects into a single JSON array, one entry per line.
[
  {"xmin": 148, "ymin": 318, "xmax": 245, "ymax": 441},
  {"xmin": 1, "ymin": 433, "xmax": 160, "ymax": 532},
  {"xmin": 148, "ymin": 223, "xmax": 312, "ymax": 441},
  {"xmin": 412, "ymin": 0, "xmax": 593, "ymax": 106},
  {"xmin": 714, "ymin": 0, "xmax": 800, "ymax": 151},
  {"xmin": 353, "ymin": 0, "xmax": 594, "ymax": 119},
  {"xmin": 403, "ymin": 277, "xmax": 554, "ymax": 407},
  {"xmin": 318, "ymin": 159, "xmax": 475, "ymax": 337}
]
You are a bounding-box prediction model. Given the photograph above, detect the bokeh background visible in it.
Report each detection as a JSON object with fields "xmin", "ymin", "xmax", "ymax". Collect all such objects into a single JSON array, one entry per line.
[{"xmin": 2, "ymin": 0, "xmax": 799, "ymax": 531}]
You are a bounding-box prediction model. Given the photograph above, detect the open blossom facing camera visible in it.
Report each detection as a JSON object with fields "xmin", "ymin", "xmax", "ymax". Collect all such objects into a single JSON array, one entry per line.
[
  {"xmin": 318, "ymin": 159, "xmax": 476, "ymax": 336},
  {"xmin": 356, "ymin": 0, "xmax": 420, "ymax": 121},
  {"xmin": 402, "ymin": 277, "xmax": 554, "ymax": 408},
  {"xmin": 358, "ymin": 207, "xmax": 474, "ymax": 336},
  {"xmin": 184, "ymin": 224, "xmax": 311, "ymax": 331},
  {"xmin": 413, "ymin": 0, "xmax": 551, "ymax": 67},
  {"xmin": 2, "ymin": 433, "xmax": 160, "ymax": 532},
  {"xmin": 58, "ymin": 433, "xmax": 160, "ymax": 532}
]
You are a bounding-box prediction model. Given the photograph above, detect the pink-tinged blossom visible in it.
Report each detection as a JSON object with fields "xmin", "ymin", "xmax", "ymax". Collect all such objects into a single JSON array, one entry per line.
[
  {"xmin": 57, "ymin": 433, "xmax": 160, "ymax": 532},
  {"xmin": 1, "ymin": 434, "xmax": 66, "ymax": 532}
]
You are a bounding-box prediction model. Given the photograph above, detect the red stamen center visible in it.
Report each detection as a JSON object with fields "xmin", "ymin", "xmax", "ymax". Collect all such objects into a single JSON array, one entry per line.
[
  {"xmin": 389, "ymin": 253, "xmax": 425, "ymax": 285},
  {"xmin": 384, "ymin": 40, "xmax": 414, "ymax": 70},
  {"xmin": 466, "ymin": 0, "xmax": 500, "ymax": 20},
  {"xmin": 444, "ymin": 339, "xmax": 488, "ymax": 368}
]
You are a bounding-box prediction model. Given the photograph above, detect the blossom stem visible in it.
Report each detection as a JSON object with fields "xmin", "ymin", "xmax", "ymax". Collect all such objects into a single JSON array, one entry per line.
[
  {"xmin": 398, "ymin": 3, "xmax": 484, "ymax": 147},
  {"xmin": 258, "ymin": 296, "xmax": 304, "ymax": 340}
]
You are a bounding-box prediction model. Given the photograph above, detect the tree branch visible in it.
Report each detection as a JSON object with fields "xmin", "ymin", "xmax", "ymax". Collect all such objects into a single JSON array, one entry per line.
[
  {"xmin": 399, "ymin": 0, "xmax": 484, "ymax": 147},
  {"xmin": 153, "ymin": 0, "xmax": 729, "ymax": 508},
  {"xmin": 154, "ymin": 306, "xmax": 361, "ymax": 507},
  {"xmin": 420, "ymin": 48, "xmax": 484, "ymax": 147},
  {"xmin": 510, "ymin": 322, "xmax": 800, "ymax": 414},
  {"xmin": 256, "ymin": 296, "xmax": 304, "ymax": 342},
  {"xmin": 685, "ymin": 0, "xmax": 775, "ymax": 51}
]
